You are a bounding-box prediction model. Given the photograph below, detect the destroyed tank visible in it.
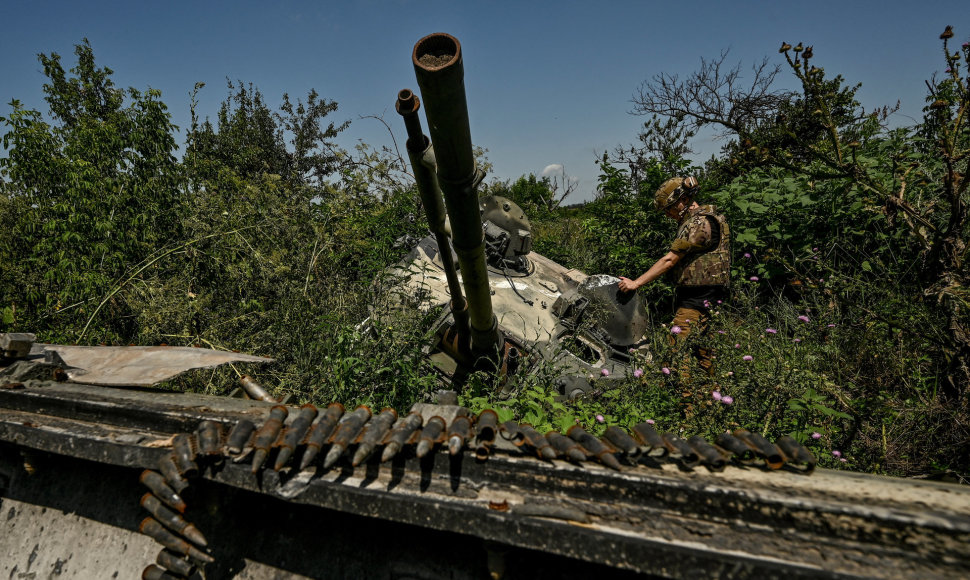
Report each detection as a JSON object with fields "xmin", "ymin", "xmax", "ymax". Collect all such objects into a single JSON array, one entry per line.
[
  {"xmin": 2, "ymin": 33, "xmax": 970, "ymax": 580},
  {"xmin": 382, "ymin": 33, "xmax": 650, "ymax": 399}
]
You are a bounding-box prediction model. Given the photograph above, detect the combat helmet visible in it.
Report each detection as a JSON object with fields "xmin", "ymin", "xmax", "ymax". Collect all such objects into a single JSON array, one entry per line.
[{"xmin": 653, "ymin": 176, "xmax": 699, "ymax": 213}]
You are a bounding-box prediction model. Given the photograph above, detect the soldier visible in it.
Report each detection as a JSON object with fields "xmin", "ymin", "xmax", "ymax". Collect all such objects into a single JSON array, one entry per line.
[{"xmin": 618, "ymin": 176, "xmax": 730, "ymax": 374}]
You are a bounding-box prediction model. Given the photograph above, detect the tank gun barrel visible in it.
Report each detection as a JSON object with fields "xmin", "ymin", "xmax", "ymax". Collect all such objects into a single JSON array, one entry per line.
[
  {"xmin": 411, "ymin": 32, "xmax": 502, "ymax": 363},
  {"xmin": 395, "ymin": 89, "xmax": 470, "ymax": 352}
]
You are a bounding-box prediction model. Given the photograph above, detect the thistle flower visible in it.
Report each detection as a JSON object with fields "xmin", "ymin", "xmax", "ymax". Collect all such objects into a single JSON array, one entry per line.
[
  {"xmin": 721, "ymin": 396, "xmax": 734, "ymax": 405},
  {"xmin": 803, "ymin": 46, "xmax": 813, "ymax": 59},
  {"xmin": 811, "ymin": 432, "xmax": 822, "ymax": 440},
  {"xmin": 742, "ymin": 355, "xmax": 753, "ymax": 361},
  {"xmin": 940, "ymin": 25, "xmax": 954, "ymax": 40},
  {"xmin": 646, "ymin": 419, "xmax": 655, "ymax": 425},
  {"xmin": 596, "ymin": 414, "xmax": 605, "ymax": 423},
  {"xmin": 734, "ymin": 343, "xmax": 741, "ymax": 349},
  {"xmin": 832, "ymin": 450, "xmax": 842, "ymax": 458},
  {"xmin": 634, "ymin": 368, "xmax": 644, "ymax": 378},
  {"xmin": 600, "ymin": 368, "xmax": 610, "ymax": 377},
  {"xmin": 661, "ymin": 367, "xmax": 671, "ymax": 375},
  {"xmin": 749, "ymin": 276, "xmax": 759, "ymax": 281},
  {"xmin": 766, "ymin": 328, "xmax": 777, "ymax": 334},
  {"xmin": 946, "ymin": 68, "xmax": 952, "ymax": 73},
  {"xmin": 743, "ymin": 252, "xmax": 752, "ymax": 259},
  {"xmin": 717, "ymin": 330, "xmax": 726, "ymax": 334},
  {"xmin": 840, "ymin": 457, "xmax": 847, "ymax": 463},
  {"xmin": 827, "ymin": 323, "xmax": 836, "ymax": 328},
  {"xmin": 793, "ymin": 338, "xmax": 802, "ymax": 343},
  {"xmin": 727, "ymin": 371, "xmax": 734, "ymax": 376},
  {"xmin": 670, "ymin": 326, "xmax": 682, "ymax": 335},
  {"xmin": 712, "ymin": 391, "xmax": 723, "ymax": 401},
  {"xmin": 779, "ymin": 42, "xmax": 791, "ymax": 53},
  {"xmin": 798, "ymin": 315, "xmax": 810, "ymax": 323}
]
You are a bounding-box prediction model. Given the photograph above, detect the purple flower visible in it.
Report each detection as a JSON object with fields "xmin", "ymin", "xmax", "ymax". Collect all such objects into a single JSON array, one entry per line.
[
  {"xmin": 749, "ymin": 276, "xmax": 759, "ymax": 281},
  {"xmin": 946, "ymin": 68, "xmax": 952, "ymax": 73},
  {"xmin": 646, "ymin": 419, "xmax": 655, "ymax": 425},
  {"xmin": 734, "ymin": 343, "xmax": 741, "ymax": 349},
  {"xmin": 717, "ymin": 300, "xmax": 722, "ymax": 304},
  {"xmin": 703, "ymin": 300, "xmax": 711, "ymax": 308},
  {"xmin": 628, "ymin": 347, "xmax": 635, "ymax": 353},
  {"xmin": 793, "ymin": 338, "xmax": 802, "ymax": 343},
  {"xmin": 798, "ymin": 315, "xmax": 810, "ymax": 323},
  {"xmin": 812, "ymin": 247, "xmax": 818, "ymax": 252},
  {"xmin": 742, "ymin": 355, "xmax": 753, "ymax": 361},
  {"xmin": 832, "ymin": 450, "xmax": 842, "ymax": 458},
  {"xmin": 811, "ymin": 432, "xmax": 822, "ymax": 440},
  {"xmin": 712, "ymin": 391, "xmax": 723, "ymax": 400},
  {"xmin": 717, "ymin": 330, "xmax": 726, "ymax": 334},
  {"xmin": 595, "ymin": 414, "xmax": 605, "ymax": 423},
  {"xmin": 840, "ymin": 457, "xmax": 847, "ymax": 463},
  {"xmin": 634, "ymin": 368, "xmax": 644, "ymax": 378},
  {"xmin": 964, "ymin": 42, "xmax": 969, "ymax": 47},
  {"xmin": 743, "ymin": 252, "xmax": 751, "ymax": 259},
  {"xmin": 727, "ymin": 371, "xmax": 734, "ymax": 376},
  {"xmin": 670, "ymin": 326, "xmax": 682, "ymax": 335},
  {"xmin": 721, "ymin": 396, "xmax": 734, "ymax": 405},
  {"xmin": 827, "ymin": 323, "xmax": 836, "ymax": 328},
  {"xmin": 766, "ymin": 328, "xmax": 777, "ymax": 334},
  {"xmin": 600, "ymin": 368, "xmax": 610, "ymax": 377},
  {"xmin": 661, "ymin": 367, "xmax": 671, "ymax": 375}
]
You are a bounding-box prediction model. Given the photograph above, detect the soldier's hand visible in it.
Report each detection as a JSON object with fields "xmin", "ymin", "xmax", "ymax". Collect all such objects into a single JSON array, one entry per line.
[{"xmin": 617, "ymin": 277, "xmax": 638, "ymax": 293}]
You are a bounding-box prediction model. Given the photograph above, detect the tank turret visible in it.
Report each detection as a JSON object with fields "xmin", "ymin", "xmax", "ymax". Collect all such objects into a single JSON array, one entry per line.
[{"xmin": 389, "ymin": 33, "xmax": 651, "ymax": 398}]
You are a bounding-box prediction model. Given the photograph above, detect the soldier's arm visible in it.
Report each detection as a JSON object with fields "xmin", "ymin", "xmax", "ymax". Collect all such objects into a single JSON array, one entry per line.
[{"xmin": 618, "ymin": 251, "xmax": 682, "ymax": 292}]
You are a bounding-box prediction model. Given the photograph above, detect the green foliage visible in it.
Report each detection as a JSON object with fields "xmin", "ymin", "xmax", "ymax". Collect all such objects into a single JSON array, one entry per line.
[
  {"xmin": 0, "ymin": 39, "xmax": 183, "ymax": 340},
  {"xmin": 2, "ymin": 32, "xmax": 969, "ymax": 481}
]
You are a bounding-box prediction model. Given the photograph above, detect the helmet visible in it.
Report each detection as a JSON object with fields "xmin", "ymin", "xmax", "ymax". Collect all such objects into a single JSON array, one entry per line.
[{"xmin": 653, "ymin": 176, "xmax": 698, "ymax": 213}]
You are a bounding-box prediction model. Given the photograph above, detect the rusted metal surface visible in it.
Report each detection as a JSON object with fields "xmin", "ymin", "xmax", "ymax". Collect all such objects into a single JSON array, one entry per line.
[
  {"xmin": 156, "ymin": 549, "xmax": 196, "ymax": 577},
  {"xmin": 2, "ymin": 382, "xmax": 970, "ymax": 578},
  {"xmin": 633, "ymin": 421, "xmax": 668, "ymax": 458},
  {"xmin": 172, "ymin": 433, "xmax": 199, "ymax": 478},
  {"xmin": 300, "ymin": 402, "xmax": 344, "ymax": 469},
  {"xmin": 381, "ymin": 410, "xmax": 423, "ymax": 463},
  {"xmin": 251, "ymin": 405, "xmax": 287, "ymax": 473},
  {"xmin": 735, "ymin": 429, "xmax": 785, "ymax": 470},
  {"xmin": 238, "ymin": 374, "xmax": 277, "ymax": 403},
  {"xmin": 545, "ymin": 430, "xmax": 587, "ymax": 463},
  {"xmin": 352, "ymin": 407, "xmax": 397, "ymax": 466},
  {"xmin": 568, "ymin": 425, "xmax": 621, "ymax": 470},
  {"xmin": 447, "ymin": 414, "xmax": 471, "ymax": 456},
  {"xmin": 139, "ymin": 517, "xmax": 213, "ymax": 564},
  {"xmin": 140, "ymin": 469, "xmax": 186, "ymax": 513},
  {"xmin": 225, "ymin": 419, "xmax": 256, "ymax": 455},
  {"xmin": 22, "ymin": 343, "xmax": 273, "ymax": 386},
  {"xmin": 275, "ymin": 404, "xmax": 318, "ymax": 470},
  {"xmin": 158, "ymin": 453, "xmax": 190, "ymax": 493},
  {"xmin": 417, "ymin": 415, "xmax": 445, "ymax": 458},
  {"xmin": 776, "ymin": 435, "xmax": 817, "ymax": 473},
  {"xmin": 140, "ymin": 492, "xmax": 208, "ymax": 547},
  {"xmin": 516, "ymin": 423, "xmax": 556, "ymax": 460},
  {"xmin": 604, "ymin": 425, "xmax": 641, "ymax": 458},
  {"xmin": 323, "ymin": 405, "xmax": 371, "ymax": 469}
]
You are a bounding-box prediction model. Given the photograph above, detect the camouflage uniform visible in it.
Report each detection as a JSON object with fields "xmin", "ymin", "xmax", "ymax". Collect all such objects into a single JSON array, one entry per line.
[{"xmin": 666, "ymin": 204, "xmax": 731, "ymax": 374}]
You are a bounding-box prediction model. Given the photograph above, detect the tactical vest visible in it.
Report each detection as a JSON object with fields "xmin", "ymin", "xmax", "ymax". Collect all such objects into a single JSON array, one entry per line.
[{"xmin": 668, "ymin": 205, "xmax": 731, "ymax": 287}]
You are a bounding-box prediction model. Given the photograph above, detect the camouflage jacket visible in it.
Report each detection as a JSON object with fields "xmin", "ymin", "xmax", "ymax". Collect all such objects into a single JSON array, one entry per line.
[{"xmin": 667, "ymin": 205, "xmax": 731, "ymax": 288}]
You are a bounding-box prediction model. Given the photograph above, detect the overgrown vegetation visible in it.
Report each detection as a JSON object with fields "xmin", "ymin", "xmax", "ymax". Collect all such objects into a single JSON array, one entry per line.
[{"xmin": 1, "ymin": 30, "xmax": 967, "ymax": 480}]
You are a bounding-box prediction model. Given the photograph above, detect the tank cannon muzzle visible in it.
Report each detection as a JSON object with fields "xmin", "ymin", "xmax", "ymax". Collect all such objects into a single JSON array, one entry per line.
[{"xmin": 411, "ymin": 33, "xmax": 502, "ymax": 364}]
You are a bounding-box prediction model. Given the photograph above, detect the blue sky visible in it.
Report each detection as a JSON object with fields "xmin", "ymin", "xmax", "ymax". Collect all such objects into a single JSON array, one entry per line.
[{"xmin": 1, "ymin": 1, "xmax": 964, "ymax": 201}]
